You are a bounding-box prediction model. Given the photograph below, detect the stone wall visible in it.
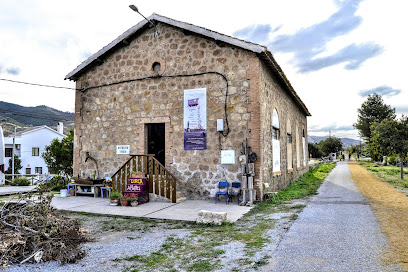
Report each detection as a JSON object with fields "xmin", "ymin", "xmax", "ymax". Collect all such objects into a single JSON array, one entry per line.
[
  {"xmin": 73, "ymin": 22, "xmax": 309, "ymax": 200},
  {"xmin": 74, "ymin": 23, "xmax": 253, "ymax": 199},
  {"xmin": 259, "ymin": 61, "xmax": 309, "ymax": 193}
]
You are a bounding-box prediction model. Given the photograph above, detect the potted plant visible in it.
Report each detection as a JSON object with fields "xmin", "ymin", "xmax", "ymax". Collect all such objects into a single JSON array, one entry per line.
[
  {"xmin": 109, "ymin": 191, "xmax": 121, "ymax": 206},
  {"xmin": 104, "ymin": 178, "xmax": 113, "ymax": 187},
  {"xmin": 120, "ymin": 196, "xmax": 130, "ymax": 206},
  {"xmin": 130, "ymin": 196, "xmax": 139, "ymax": 207}
]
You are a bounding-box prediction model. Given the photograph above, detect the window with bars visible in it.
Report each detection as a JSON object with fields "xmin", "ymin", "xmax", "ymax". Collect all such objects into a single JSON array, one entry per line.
[
  {"xmin": 35, "ymin": 167, "xmax": 42, "ymax": 174},
  {"xmin": 5, "ymin": 148, "xmax": 13, "ymax": 157}
]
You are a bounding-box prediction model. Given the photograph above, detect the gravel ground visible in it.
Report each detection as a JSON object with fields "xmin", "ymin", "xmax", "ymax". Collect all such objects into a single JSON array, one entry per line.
[
  {"xmin": 3, "ymin": 203, "xmax": 302, "ymax": 272},
  {"xmin": 2, "ymin": 163, "xmax": 338, "ymax": 272},
  {"xmin": 350, "ymin": 162, "xmax": 408, "ymax": 271},
  {"xmin": 266, "ymin": 162, "xmax": 403, "ymax": 272}
]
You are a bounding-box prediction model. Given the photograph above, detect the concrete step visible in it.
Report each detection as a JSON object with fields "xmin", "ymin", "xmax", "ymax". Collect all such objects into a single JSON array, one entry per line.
[
  {"xmin": 176, "ymin": 197, "xmax": 187, "ymax": 203},
  {"xmin": 176, "ymin": 191, "xmax": 183, "ymax": 199}
]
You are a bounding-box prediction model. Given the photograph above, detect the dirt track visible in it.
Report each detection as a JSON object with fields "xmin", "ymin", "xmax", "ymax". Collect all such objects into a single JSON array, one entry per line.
[{"xmin": 349, "ymin": 162, "xmax": 408, "ymax": 271}]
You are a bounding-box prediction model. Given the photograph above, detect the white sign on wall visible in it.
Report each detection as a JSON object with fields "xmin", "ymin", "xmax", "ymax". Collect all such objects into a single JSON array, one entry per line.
[
  {"xmin": 116, "ymin": 145, "xmax": 130, "ymax": 154},
  {"xmin": 220, "ymin": 150, "xmax": 235, "ymax": 164}
]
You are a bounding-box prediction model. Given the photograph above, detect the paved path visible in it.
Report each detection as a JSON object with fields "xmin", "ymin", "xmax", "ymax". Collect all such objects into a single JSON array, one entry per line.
[
  {"xmin": 51, "ymin": 196, "xmax": 252, "ymax": 222},
  {"xmin": 267, "ymin": 162, "xmax": 402, "ymax": 272},
  {"xmin": 0, "ymin": 185, "xmax": 36, "ymax": 196}
]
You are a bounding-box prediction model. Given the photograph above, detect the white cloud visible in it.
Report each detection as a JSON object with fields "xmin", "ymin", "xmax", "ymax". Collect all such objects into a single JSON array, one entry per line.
[{"xmin": 0, "ymin": 0, "xmax": 406, "ymax": 138}]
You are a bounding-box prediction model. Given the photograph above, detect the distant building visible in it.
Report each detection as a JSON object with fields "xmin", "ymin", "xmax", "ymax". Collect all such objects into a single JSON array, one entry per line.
[{"xmin": 4, "ymin": 123, "xmax": 65, "ymax": 175}]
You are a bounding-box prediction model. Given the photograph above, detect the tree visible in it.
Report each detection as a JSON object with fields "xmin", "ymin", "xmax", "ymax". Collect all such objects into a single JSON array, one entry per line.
[
  {"xmin": 370, "ymin": 116, "xmax": 408, "ymax": 179},
  {"xmin": 354, "ymin": 93, "xmax": 396, "ymax": 141},
  {"xmin": 5, "ymin": 155, "xmax": 22, "ymax": 174},
  {"xmin": 42, "ymin": 130, "xmax": 74, "ymax": 175},
  {"xmin": 308, "ymin": 142, "xmax": 323, "ymax": 158},
  {"xmin": 318, "ymin": 137, "xmax": 343, "ymax": 156}
]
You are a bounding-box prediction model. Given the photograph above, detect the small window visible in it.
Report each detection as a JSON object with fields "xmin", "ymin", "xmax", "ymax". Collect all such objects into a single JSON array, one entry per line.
[
  {"xmin": 152, "ymin": 62, "xmax": 161, "ymax": 72},
  {"xmin": 26, "ymin": 168, "xmax": 31, "ymax": 174},
  {"xmin": 5, "ymin": 148, "xmax": 13, "ymax": 157},
  {"xmin": 272, "ymin": 127, "xmax": 280, "ymax": 140},
  {"xmin": 32, "ymin": 148, "xmax": 39, "ymax": 156},
  {"xmin": 287, "ymin": 133, "xmax": 292, "ymax": 144},
  {"xmin": 35, "ymin": 167, "xmax": 42, "ymax": 174}
]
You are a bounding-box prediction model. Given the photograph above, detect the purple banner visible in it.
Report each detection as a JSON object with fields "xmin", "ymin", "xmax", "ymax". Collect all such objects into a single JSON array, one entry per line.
[{"xmin": 184, "ymin": 88, "xmax": 207, "ymax": 150}]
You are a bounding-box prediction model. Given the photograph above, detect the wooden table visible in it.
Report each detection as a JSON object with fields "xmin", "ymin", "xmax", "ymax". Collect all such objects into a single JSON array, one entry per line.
[{"xmin": 67, "ymin": 183, "xmax": 104, "ymax": 197}]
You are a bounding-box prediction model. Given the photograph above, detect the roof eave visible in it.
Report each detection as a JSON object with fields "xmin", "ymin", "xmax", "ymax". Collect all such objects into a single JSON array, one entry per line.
[{"xmin": 259, "ymin": 51, "xmax": 311, "ymax": 117}]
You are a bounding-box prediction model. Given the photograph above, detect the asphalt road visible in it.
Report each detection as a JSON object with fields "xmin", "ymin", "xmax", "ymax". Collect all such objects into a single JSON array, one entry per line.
[{"xmin": 266, "ymin": 162, "xmax": 403, "ymax": 272}]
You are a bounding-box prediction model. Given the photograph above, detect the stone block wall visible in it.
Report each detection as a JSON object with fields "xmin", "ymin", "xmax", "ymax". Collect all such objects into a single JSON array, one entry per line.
[
  {"xmin": 259, "ymin": 61, "xmax": 309, "ymax": 193},
  {"xmin": 74, "ymin": 23, "xmax": 254, "ymax": 199},
  {"xmin": 73, "ymin": 22, "xmax": 309, "ymax": 200}
]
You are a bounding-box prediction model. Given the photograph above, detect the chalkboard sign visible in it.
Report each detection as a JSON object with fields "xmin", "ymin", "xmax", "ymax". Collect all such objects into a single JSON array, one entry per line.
[{"xmin": 123, "ymin": 178, "xmax": 149, "ymax": 204}]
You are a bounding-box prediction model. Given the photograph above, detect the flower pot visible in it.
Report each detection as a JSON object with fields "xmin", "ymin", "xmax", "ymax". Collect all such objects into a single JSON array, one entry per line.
[
  {"xmin": 69, "ymin": 189, "xmax": 75, "ymax": 196},
  {"xmin": 120, "ymin": 199, "xmax": 129, "ymax": 206},
  {"xmin": 131, "ymin": 201, "xmax": 139, "ymax": 207},
  {"xmin": 110, "ymin": 199, "xmax": 119, "ymax": 206}
]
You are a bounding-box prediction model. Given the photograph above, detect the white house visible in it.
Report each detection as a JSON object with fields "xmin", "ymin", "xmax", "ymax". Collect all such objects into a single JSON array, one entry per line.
[{"xmin": 4, "ymin": 123, "xmax": 65, "ymax": 175}]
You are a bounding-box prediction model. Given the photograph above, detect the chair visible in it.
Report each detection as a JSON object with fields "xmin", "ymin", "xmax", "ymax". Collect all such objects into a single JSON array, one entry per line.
[
  {"xmin": 215, "ymin": 181, "xmax": 229, "ymax": 204},
  {"xmin": 228, "ymin": 182, "xmax": 241, "ymax": 204}
]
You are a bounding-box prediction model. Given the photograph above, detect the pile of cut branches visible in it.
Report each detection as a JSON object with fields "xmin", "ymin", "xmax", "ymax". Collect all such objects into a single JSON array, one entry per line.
[{"xmin": 0, "ymin": 186, "xmax": 89, "ymax": 268}]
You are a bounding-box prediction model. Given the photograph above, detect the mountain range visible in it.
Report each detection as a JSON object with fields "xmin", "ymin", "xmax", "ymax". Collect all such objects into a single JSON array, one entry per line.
[
  {"xmin": 0, "ymin": 101, "xmax": 74, "ymax": 136},
  {"xmin": 308, "ymin": 135, "xmax": 362, "ymax": 148}
]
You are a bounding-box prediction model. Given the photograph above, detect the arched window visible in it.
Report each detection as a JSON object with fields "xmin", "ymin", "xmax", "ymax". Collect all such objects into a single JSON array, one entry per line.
[
  {"xmin": 302, "ymin": 128, "xmax": 306, "ymax": 167},
  {"xmin": 286, "ymin": 119, "xmax": 293, "ymax": 170},
  {"xmin": 296, "ymin": 124, "xmax": 300, "ymax": 168},
  {"xmin": 272, "ymin": 109, "xmax": 280, "ymax": 173}
]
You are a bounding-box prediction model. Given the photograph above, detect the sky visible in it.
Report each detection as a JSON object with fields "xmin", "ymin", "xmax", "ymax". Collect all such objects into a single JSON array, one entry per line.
[{"xmin": 0, "ymin": 0, "xmax": 407, "ymax": 140}]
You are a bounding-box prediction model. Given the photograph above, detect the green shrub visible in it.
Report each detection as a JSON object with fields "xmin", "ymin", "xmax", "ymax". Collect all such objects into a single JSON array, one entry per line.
[
  {"xmin": 110, "ymin": 191, "xmax": 122, "ymax": 200},
  {"xmin": 41, "ymin": 175, "xmax": 69, "ymax": 191},
  {"xmin": 10, "ymin": 177, "xmax": 31, "ymax": 186},
  {"xmin": 388, "ymin": 155, "xmax": 397, "ymax": 166}
]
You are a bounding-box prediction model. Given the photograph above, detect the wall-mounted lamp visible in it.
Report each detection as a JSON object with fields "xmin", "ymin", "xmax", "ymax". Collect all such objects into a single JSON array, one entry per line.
[{"xmin": 129, "ymin": 5, "xmax": 158, "ymax": 38}]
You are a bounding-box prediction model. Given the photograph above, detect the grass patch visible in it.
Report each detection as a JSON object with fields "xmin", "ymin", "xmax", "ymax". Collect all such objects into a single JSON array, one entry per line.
[
  {"xmin": 361, "ymin": 163, "xmax": 408, "ymax": 189},
  {"xmin": 247, "ymin": 162, "xmax": 336, "ymax": 216}
]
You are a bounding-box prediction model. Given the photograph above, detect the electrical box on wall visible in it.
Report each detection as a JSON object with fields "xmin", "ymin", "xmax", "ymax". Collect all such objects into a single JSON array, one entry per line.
[
  {"xmin": 220, "ymin": 150, "xmax": 235, "ymax": 164},
  {"xmin": 217, "ymin": 119, "xmax": 224, "ymax": 131}
]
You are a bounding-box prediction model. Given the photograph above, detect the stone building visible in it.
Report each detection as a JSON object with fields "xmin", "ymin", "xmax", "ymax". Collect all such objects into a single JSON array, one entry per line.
[{"xmin": 65, "ymin": 14, "xmax": 311, "ymax": 201}]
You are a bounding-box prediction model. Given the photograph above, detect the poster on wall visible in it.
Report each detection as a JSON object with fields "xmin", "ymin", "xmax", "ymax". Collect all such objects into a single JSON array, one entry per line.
[{"xmin": 184, "ymin": 88, "xmax": 207, "ymax": 150}]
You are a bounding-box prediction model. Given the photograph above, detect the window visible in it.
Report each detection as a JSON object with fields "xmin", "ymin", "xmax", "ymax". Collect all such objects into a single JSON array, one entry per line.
[
  {"xmin": 302, "ymin": 128, "xmax": 306, "ymax": 167},
  {"xmin": 5, "ymin": 148, "xmax": 13, "ymax": 157},
  {"xmin": 35, "ymin": 167, "xmax": 42, "ymax": 174},
  {"xmin": 287, "ymin": 133, "xmax": 292, "ymax": 143},
  {"xmin": 272, "ymin": 108, "xmax": 281, "ymax": 173},
  {"xmin": 26, "ymin": 168, "xmax": 31, "ymax": 174},
  {"xmin": 287, "ymin": 119, "xmax": 293, "ymax": 170},
  {"xmin": 32, "ymin": 147, "xmax": 39, "ymax": 156},
  {"xmin": 272, "ymin": 127, "xmax": 280, "ymax": 140}
]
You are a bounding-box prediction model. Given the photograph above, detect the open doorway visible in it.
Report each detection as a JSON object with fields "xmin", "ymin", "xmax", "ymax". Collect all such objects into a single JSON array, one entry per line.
[{"xmin": 146, "ymin": 123, "xmax": 166, "ymax": 166}]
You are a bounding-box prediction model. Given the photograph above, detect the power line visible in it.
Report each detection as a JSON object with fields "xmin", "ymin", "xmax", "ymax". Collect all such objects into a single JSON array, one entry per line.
[{"xmin": 0, "ymin": 78, "xmax": 76, "ymax": 90}]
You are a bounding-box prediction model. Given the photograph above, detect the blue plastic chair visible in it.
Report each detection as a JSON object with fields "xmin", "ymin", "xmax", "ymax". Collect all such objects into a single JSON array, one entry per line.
[
  {"xmin": 228, "ymin": 182, "xmax": 241, "ymax": 204},
  {"xmin": 215, "ymin": 181, "xmax": 229, "ymax": 204}
]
